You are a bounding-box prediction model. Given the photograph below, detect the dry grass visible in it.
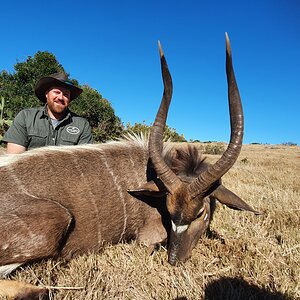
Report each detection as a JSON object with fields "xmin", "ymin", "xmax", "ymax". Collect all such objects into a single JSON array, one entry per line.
[{"xmin": 4, "ymin": 144, "xmax": 300, "ymax": 299}]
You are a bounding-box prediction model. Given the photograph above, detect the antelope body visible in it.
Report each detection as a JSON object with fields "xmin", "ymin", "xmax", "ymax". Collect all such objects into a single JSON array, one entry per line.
[{"xmin": 0, "ymin": 34, "xmax": 259, "ymax": 299}]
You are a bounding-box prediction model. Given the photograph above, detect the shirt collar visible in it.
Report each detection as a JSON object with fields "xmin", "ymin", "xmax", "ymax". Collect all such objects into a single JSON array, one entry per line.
[{"xmin": 41, "ymin": 104, "xmax": 71, "ymax": 122}]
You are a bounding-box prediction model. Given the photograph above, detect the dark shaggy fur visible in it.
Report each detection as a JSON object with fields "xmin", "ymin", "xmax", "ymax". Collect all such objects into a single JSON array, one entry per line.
[{"xmin": 164, "ymin": 144, "xmax": 208, "ymax": 182}]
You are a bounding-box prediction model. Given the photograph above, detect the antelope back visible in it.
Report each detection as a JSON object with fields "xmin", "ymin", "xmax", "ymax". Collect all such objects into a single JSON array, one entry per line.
[{"xmin": 0, "ymin": 140, "xmax": 162, "ymax": 257}]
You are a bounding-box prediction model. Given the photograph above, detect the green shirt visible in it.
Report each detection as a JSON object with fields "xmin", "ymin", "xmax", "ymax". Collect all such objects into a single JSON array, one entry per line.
[{"xmin": 3, "ymin": 105, "xmax": 94, "ymax": 149}]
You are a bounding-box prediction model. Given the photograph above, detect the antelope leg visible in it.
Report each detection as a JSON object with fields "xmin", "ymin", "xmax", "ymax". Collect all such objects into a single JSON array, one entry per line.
[{"xmin": 0, "ymin": 194, "xmax": 73, "ymax": 268}]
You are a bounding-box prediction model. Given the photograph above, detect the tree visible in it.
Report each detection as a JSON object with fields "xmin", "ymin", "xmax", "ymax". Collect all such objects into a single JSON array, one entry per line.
[
  {"xmin": 0, "ymin": 51, "xmax": 64, "ymax": 117},
  {"xmin": 164, "ymin": 125, "xmax": 187, "ymax": 142},
  {"xmin": 70, "ymin": 85, "xmax": 123, "ymax": 142},
  {"xmin": 125, "ymin": 121, "xmax": 150, "ymax": 136}
]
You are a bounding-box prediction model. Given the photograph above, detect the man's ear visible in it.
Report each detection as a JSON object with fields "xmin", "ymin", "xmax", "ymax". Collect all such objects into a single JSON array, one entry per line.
[
  {"xmin": 128, "ymin": 180, "xmax": 168, "ymax": 198},
  {"xmin": 45, "ymin": 89, "xmax": 50, "ymax": 100},
  {"xmin": 210, "ymin": 184, "xmax": 262, "ymax": 215}
]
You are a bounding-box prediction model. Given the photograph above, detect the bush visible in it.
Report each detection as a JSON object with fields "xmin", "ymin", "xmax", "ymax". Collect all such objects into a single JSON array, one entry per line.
[
  {"xmin": 241, "ymin": 157, "xmax": 249, "ymax": 164},
  {"xmin": 282, "ymin": 142, "xmax": 297, "ymax": 146},
  {"xmin": 70, "ymin": 86, "xmax": 123, "ymax": 142},
  {"xmin": 125, "ymin": 122, "xmax": 186, "ymax": 142},
  {"xmin": 203, "ymin": 143, "xmax": 225, "ymax": 155}
]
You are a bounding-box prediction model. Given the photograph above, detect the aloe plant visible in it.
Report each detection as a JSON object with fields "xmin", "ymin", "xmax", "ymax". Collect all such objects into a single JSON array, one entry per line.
[{"xmin": 0, "ymin": 97, "xmax": 13, "ymax": 141}]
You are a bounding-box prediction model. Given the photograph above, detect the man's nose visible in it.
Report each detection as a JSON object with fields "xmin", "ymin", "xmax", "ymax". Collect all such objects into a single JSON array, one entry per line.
[{"xmin": 58, "ymin": 92, "xmax": 64, "ymax": 99}]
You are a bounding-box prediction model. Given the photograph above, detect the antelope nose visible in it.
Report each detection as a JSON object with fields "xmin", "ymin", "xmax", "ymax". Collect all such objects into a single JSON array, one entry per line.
[{"xmin": 168, "ymin": 255, "xmax": 177, "ymax": 266}]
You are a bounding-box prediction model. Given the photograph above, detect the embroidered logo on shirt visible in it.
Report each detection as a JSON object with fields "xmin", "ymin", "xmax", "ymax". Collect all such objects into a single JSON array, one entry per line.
[{"xmin": 66, "ymin": 126, "xmax": 80, "ymax": 135}]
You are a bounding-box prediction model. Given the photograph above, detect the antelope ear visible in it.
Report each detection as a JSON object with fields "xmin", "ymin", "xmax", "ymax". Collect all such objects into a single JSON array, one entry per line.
[
  {"xmin": 210, "ymin": 185, "xmax": 262, "ymax": 215},
  {"xmin": 128, "ymin": 180, "xmax": 168, "ymax": 198}
]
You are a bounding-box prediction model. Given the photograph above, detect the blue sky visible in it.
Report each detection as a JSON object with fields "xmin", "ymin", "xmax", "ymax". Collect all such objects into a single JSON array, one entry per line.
[{"xmin": 0, "ymin": 0, "xmax": 299, "ymax": 144}]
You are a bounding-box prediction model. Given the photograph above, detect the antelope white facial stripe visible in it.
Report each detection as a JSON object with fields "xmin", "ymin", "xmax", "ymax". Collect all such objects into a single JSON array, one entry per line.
[
  {"xmin": 171, "ymin": 221, "xmax": 188, "ymax": 234},
  {"xmin": 198, "ymin": 206, "xmax": 205, "ymax": 215}
]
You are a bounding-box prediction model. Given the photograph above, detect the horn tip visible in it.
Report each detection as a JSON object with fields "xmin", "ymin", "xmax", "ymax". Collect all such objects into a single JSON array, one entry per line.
[
  {"xmin": 225, "ymin": 32, "xmax": 231, "ymax": 55},
  {"xmin": 158, "ymin": 40, "xmax": 164, "ymax": 58}
]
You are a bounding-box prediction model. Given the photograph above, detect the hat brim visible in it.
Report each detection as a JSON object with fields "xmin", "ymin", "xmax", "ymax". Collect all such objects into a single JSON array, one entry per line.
[{"xmin": 35, "ymin": 77, "xmax": 83, "ymax": 102}]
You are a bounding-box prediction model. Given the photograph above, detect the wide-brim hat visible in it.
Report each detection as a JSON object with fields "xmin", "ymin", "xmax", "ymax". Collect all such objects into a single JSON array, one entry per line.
[{"xmin": 35, "ymin": 72, "xmax": 83, "ymax": 102}]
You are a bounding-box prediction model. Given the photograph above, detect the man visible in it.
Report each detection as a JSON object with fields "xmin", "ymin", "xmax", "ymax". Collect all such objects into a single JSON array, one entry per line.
[{"xmin": 3, "ymin": 72, "xmax": 94, "ymax": 153}]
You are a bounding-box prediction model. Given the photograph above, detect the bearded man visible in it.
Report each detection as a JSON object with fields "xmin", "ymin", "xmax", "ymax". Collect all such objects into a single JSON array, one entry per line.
[{"xmin": 3, "ymin": 72, "xmax": 94, "ymax": 153}]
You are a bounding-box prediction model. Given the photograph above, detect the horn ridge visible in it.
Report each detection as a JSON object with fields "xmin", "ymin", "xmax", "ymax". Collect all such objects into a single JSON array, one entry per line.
[
  {"xmin": 188, "ymin": 33, "xmax": 244, "ymax": 198},
  {"xmin": 149, "ymin": 41, "xmax": 182, "ymax": 194}
]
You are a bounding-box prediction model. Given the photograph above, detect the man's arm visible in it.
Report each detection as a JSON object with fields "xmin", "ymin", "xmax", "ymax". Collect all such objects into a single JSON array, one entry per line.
[
  {"xmin": 6, "ymin": 143, "xmax": 26, "ymax": 154},
  {"xmin": 78, "ymin": 119, "xmax": 94, "ymax": 144},
  {"xmin": 2, "ymin": 110, "xmax": 29, "ymax": 153}
]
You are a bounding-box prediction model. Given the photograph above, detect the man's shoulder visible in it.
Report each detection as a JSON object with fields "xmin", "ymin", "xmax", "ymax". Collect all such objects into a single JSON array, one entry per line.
[
  {"xmin": 18, "ymin": 106, "xmax": 44, "ymax": 116},
  {"xmin": 13, "ymin": 107, "xmax": 44, "ymax": 121},
  {"xmin": 69, "ymin": 111, "xmax": 90, "ymax": 124}
]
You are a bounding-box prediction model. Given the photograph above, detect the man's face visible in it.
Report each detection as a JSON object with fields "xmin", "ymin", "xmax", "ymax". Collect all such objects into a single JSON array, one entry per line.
[{"xmin": 45, "ymin": 86, "xmax": 71, "ymax": 118}]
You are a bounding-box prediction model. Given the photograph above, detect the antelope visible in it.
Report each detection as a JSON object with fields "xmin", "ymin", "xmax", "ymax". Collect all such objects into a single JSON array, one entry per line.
[{"xmin": 0, "ymin": 33, "xmax": 260, "ymax": 299}]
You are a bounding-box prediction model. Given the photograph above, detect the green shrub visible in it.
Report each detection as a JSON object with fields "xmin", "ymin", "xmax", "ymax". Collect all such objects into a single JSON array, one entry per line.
[
  {"xmin": 241, "ymin": 157, "xmax": 249, "ymax": 164},
  {"xmin": 125, "ymin": 122, "xmax": 186, "ymax": 142},
  {"xmin": 70, "ymin": 86, "xmax": 123, "ymax": 143},
  {"xmin": 0, "ymin": 97, "xmax": 13, "ymax": 142},
  {"xmin": 203, "ymin": 143, "xmax": 225, "ymax": 155}
]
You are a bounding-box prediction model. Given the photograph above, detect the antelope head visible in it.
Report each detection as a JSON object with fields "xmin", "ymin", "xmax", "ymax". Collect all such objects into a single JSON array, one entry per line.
[{"xmin": 130, "ymin": 34, "xmax": 260, "ymax": 265}]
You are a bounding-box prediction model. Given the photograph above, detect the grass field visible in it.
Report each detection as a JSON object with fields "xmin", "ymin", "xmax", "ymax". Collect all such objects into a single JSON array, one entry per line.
[{"xmin": 2, "ymin": 143, "xmax": 300, "ymax": 299}]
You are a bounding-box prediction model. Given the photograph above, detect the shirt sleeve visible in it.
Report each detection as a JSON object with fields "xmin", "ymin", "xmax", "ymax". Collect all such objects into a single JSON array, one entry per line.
[
  {"xmin": 2, "ymin": 110, "xmax": 29, "ymax": 147},
  {"xmin": 77, "ymin": 119, "xmax": 94, "ymax": 144}
]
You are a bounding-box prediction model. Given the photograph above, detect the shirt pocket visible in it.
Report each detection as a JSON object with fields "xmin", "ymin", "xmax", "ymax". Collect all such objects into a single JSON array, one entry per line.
[
  {"xmin": 60, "ymin": 129, "xmax": 80, "ymax": 145},
  {"xmin": 28, "ymin": 130, "xmax": 47, "ymax": 148}
]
